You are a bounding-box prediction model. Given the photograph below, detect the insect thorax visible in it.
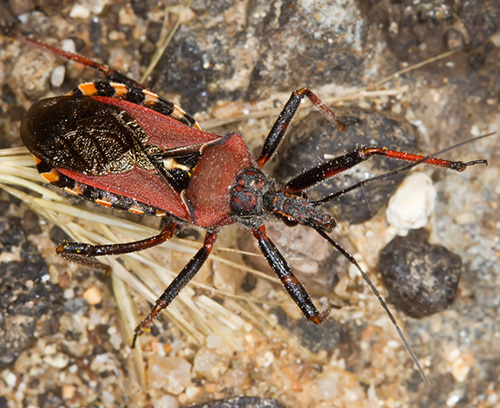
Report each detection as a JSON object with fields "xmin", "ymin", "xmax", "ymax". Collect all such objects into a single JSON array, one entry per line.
[{"xmin": 229, "ymin": 168, "xmax": 274, "ymax": 228}]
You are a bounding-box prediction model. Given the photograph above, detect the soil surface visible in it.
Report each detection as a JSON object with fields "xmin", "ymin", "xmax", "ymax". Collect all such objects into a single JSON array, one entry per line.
[{"xmin": 0, "ymin": 1, "xmax": 499, "ymax": 407}]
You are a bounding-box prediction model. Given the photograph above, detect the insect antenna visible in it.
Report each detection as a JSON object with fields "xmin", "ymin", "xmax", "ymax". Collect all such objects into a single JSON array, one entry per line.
[
  {"xmin": 314, "ymin": 227, "xmax": 431, "ymax": 388},
  {"xmin": 312, "ymin": 132, "xmax": 492, "ymax": 206}
]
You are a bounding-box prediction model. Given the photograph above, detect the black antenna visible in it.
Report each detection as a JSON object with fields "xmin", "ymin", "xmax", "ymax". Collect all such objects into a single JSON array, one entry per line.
[{"xmin": 315, "ymin": 227, "xmax": 431, "ymax": 388}]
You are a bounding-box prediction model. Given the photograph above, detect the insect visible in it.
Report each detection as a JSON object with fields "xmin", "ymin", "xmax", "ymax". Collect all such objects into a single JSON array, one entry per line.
[{"xmin": 14, "ymin": 33, "xmax": 487, "ymax": 386}]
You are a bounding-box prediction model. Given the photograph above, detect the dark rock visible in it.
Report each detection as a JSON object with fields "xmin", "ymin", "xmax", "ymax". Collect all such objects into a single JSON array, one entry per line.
[
  {"xmin": 378, "ymin": 228, "xmax": 462, "ymax": 318},
  {"xmin": 274, "ymin": 108, "xmax": 421, "ymax": 224}
]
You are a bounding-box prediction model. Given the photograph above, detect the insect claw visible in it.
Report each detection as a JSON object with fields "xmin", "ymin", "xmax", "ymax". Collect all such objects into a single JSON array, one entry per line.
[
  {"xmin": 450, "ymin": 158, "xmax": 488, "ymax": 172},
  {"xmin": 319, "ymin": 306, "xmax": 331, "ymax": 323},
  {"xmin": 131, "ymin": 331, "xmax": 140, "ymax": 349},
  {"xmin": 131, "ymin": 324, "xmax": 151, "ymax": 349},
  {"xmin": 308, "ymin": 306, "xmax": 330, "ymax": 325},
  {"xmin": 465, "ymin": 159, "xmax": 488, "ymax": 167}
]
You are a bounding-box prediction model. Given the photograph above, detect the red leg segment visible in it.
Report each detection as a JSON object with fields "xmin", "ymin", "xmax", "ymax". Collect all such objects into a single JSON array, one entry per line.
[
  {"xmin": 284, "ymin": 146, "xmax": 488, "ymax": 193},
  {"xmin": 12, "ymin": 33, "xmax": 148, "ymax": 90}
]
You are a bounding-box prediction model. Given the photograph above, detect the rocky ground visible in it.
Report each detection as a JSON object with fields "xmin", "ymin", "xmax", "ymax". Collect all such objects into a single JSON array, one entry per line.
[{"xmin": 0, "ymin": 1, "xmax": 499, "ymax": 407}]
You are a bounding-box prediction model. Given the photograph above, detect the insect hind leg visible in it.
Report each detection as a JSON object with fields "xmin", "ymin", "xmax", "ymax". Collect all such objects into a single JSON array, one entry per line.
[
  {"xmin": 11, "ymin": 33, "xmax": 147, "ymax": 90},
  {"xmin": 56, "ymin": 222, "xmax": 183, "ymax": 272}
]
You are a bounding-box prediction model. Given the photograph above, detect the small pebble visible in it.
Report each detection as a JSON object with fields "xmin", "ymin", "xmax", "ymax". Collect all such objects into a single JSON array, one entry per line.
[
  {"xmin": 4, "ymin": 371, "xmax": 17, "ymax": 387},
  {"xmin": 184, "ymin": 386, "xmax": 201, "ymax": 400},
  {"xmin": 83, "ymin": 287, "xmax": 103, "ymax": 305},
  {"xmin": 206, "ymin": 333, "xmax": 223, "ymax": 349},
  {"xmin": 44, "ymin": 352, "xmax": 70, "ymax": 369},
  {"xmin": 61, "ymin": 39, "xmax": 76, "ymax": 54},
  {"xmin": 62, "ymin": 384, "xmax": 76, "ymax": 400},
  {"xmin": 193, "ymin": 348, "xmax": 228, "ymax": 381},
  {"xmin": 386, "ymin": 172, "xmax": 436, "ymax": 234},
  {"xmin": 154, "ymin": 395, "xmax": 179, "ymax": 408},
  {"xmin": 50, "ymin": 65, "xmax": 65, "ymax": 87},
  {"xmin": 63, "ymin": 288, "xmax": 75, "ymax": 299},
  {"xmin": 69, "ymin": 4, "xmax": 91, "ymax": 19},
  {"xmin": 147, "ymin": 355, "xmax": 191, "ymax": 395},
  {"xmin": 256, "ymin": 351, "xmax": 275, "ymax": 368},
  {"xmin": 222, "ymin": 369, "xmax": 246, "ymax": 387}
]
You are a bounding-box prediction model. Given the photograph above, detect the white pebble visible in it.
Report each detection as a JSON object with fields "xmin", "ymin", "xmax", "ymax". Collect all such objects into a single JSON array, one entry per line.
[
  {"xmin": 147, "ymin": 356, "xmax": 192, "ymax": 395},
  {"xmin": 69, "ymin": 4, "xmax": 91, "ymax": 19},
  {"xmin": 61, "ymin": 39, "xmax": 76, "ymax": 54},
  {"xmin": 154, "ymin": 395, "xmax": 179, "ymax": 408},
  {"xmin": 63, "ymin": 288, "xmax": 75, "ymax": 299},
  {"xmin": 51, "ymin": 65, "xmax": 65, "ymax": 87},
  {"xmin": 386, "ymin": 172, "xmax": 436, "ymax": 235},
  {"xmin": 4, "ymin": 371, "xmax": 17, "ymax": 387},
  {"xmin": 44, "ymin": 352, "xmax": 70, "ymax": 368},
  {"xmin": 256, "ymin": 351, "xmax": 275, "ymax": 368},
  {"xmin": 206, "ymin": 333, "xmax": 223, "ymax": 349}
]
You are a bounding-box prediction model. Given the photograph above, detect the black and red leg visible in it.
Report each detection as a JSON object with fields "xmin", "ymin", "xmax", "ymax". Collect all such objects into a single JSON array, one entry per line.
[
  {"xmin": 12, "ymin": 34, "xmax": 201, "ymax": 129},
  {"xmin": 252, "ymin": 225, "xmax": 329, "ymax": 325},
  {"xmin": 283, "ymin": 146, "xmax": 488, "ymax": 193},
  {"xmin": 256, "ymin": 88, "xmax": 346, "ymax": 168},
  {"xmin": 132, "ymin": 230, "xmax": 218, "ymax": 347},
  {"xmin": 56, "ymin": 221, "xmax": 183, "ymax": 272},
  {"xmin": 12, "ymin": 33, "xmax": 147, "ymax": 90}
]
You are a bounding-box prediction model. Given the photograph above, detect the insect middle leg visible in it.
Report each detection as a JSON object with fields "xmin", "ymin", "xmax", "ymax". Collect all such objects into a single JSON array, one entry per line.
[
  {"xmin": 256, "ymin": 88, "xmax": 345, "ymax": 168},
  {"xmin": 132, "ymin": 230, "xmax": 218, "ymax": 347}
]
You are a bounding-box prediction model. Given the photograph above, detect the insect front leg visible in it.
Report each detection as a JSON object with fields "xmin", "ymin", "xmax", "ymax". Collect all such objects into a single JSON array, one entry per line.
[
  {"xmin": 252, "ymin": 225, "xmax": 329, "ymax": 324},
  {"xmin": 56, "ymin": 221, "xmax": 183, "ymax": 272},
  {"xmin": 132, "ymin": 230, "xmax": 218, "ymax": 348},
  {"xmin": 284, "ymin": 145, "xmax": 488, "ymax": 193},
  {"xmin": 256, "ymin": 88, "xmax": 345, "ymax": 168}
]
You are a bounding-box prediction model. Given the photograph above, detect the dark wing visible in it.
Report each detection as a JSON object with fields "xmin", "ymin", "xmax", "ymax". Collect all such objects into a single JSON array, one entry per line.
[{"xmin": 21, "ymin": 95, "xmax": 219, "ymax": 218}]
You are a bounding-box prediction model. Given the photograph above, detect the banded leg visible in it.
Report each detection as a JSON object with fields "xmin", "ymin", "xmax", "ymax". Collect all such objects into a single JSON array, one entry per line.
[
  {"xmin": 13, "ymin": 35, "xmax": 201, "ymax": 129},
  {"xmin": 284, "ymin": 146, "xmax": 488, "ymax": 193},
  {"xmin": 256, "ymin": 88, "xmax": 345, "ymax": 168},
  {"xmin": 252, "ymin": 225, "xmax": 329, "ymax": 324},
  {"xmin": 56, "ymin": 221, "xmax": 183, "ymax": 272},
  {"xmin": 12, "ymin": 33, "xmax": 146, "ymax": 90},
  {"xmin": 132, "ymin": 230, "xmax": 218, "ymax": 348}
]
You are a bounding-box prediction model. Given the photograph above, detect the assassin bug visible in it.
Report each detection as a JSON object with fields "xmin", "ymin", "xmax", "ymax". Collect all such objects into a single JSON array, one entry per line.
[{"xmin": 14, "ymin": 33, "xmax": 487, "ymax": 387}]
